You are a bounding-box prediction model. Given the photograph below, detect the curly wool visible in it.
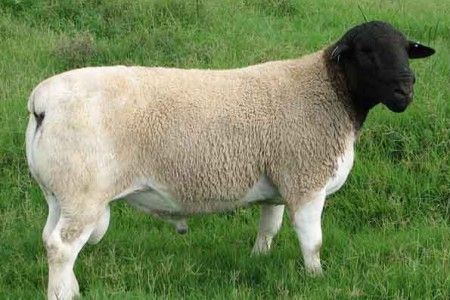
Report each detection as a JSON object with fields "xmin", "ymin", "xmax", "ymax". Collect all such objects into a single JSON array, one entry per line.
[{"xmin": 27, "ymin": 49, "xmax": 355, "ymax": 215}]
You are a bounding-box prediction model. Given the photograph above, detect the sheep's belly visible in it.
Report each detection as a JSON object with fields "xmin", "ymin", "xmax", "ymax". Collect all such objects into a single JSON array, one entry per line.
[
  {"xmin": 125, "ymin": 190, "xmax": 182, "ymax": 216},
  {"xmin": 120, "ymin": 175, "xmax": 281, "ymax": 216},
  {"xmin": 117, "ymin": 180, "xmax": 183, "ymax": 216}
]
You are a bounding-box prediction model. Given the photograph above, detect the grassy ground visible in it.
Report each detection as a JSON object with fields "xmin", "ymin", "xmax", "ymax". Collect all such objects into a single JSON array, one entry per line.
[{"xmin": 0, "ymin": 0, "xmax": 449, "ymax": 298}]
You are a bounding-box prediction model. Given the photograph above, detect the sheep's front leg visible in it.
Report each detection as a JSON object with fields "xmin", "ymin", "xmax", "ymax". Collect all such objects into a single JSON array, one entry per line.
[
  {"xmin": 252, "ymin": 204, "xmax": 284, "ymax": 254},
  {"xmin": 292, "ymin": 190, "xmax": 326, "ymax": 275}
]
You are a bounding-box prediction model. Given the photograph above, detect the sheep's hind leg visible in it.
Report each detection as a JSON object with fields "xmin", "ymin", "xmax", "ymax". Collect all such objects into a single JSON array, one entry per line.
[
  {"xmin": 43, "ymin": 198, "xmax": 108, "ymax": 300},
  {"xmin": 289, "ymin": 190, "xmax": 326, "ymax": 275},
  {"xmin": 252, "ymin": 204, "xmax": 285, "ymax": 255}
]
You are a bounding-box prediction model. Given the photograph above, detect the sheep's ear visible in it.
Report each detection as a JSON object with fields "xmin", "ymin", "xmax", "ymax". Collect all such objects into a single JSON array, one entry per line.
[
  {"xmin": 330, "ymin": 43, "xmax": 350, "ymax": 62},
  {"xmin": 408, "ymin": 41, "xmax": 435, "ymax": 59}
]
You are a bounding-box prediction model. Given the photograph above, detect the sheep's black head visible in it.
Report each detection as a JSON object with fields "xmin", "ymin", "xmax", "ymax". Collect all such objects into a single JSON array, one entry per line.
[{"xmin": 331, "ymin": 21, "xmax": 435, "ymax": 112}]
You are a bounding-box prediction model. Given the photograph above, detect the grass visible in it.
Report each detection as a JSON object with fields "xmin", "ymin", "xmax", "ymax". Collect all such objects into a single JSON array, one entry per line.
[{"xmin": 0, "ymin": 0, "xmax": 449, "ymax": 298}]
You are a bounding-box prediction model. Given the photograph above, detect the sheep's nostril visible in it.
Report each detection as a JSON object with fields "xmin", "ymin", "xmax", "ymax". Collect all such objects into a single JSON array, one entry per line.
[{"xmin": 394, "ymin": 88, "xmax": 407, "ymax": 97}]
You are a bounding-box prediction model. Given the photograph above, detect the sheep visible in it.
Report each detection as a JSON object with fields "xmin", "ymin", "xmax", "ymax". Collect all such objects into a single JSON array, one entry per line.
[{"xmin": 25, "ymin": 21, "xmax": 435, "ymax": 299}]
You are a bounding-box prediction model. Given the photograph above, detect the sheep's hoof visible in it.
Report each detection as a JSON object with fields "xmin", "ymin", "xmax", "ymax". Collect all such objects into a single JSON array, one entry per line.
[
  {"xmin": 48, "ymin": 276, "xmax": 80, "ymax": 300},
  {"xmin": 175, "ymin": 220, "xmax": 188, "ymax": 234},
  {"xmin": 251, "ymin": 247, "xmax": 270, "ymax": 256},
  {"xmin": 251, "ymin": 236, "xmax": 272, "ymax": 255},
  {"xmin": 305, "ymin": 265, "xmax": 323, "ymax": 277},
  {"xmin": 176, "ymin": 226, "xmax": 188, "ymax": 234}
]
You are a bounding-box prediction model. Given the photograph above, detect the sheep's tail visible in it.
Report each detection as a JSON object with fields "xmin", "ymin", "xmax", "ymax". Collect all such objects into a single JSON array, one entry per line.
[{"xmin": 26, "ymin": 85, "xmax": 46, "ymax": 181}]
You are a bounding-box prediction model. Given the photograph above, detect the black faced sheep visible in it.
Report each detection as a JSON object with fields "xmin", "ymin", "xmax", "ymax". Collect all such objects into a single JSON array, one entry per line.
[{"xmin": 26, "ymin": 21, "xmax": 434, "ymax": 299}]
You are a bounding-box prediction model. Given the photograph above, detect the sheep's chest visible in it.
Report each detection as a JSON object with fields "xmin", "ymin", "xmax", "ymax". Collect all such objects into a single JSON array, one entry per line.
[{"xmin": 325, "ymin": 134, "xmax": 355, "ymax": 196}]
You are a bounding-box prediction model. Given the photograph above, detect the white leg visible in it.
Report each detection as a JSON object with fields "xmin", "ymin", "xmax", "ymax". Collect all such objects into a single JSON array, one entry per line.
[
  {"xmin": 88, "ymin": 205, "xmax": 110, "ymax": 244},
  {"xmin": 45, "ymin": 216, "xmax": 95, "ymax": 300},
  {"xmin": 252, "ymin": 204, "xmax": 285, "ymax": 254},
  {"xmin": 44, "ymin": 198, "xmax": 109, "ymax": 300},
  {"xmin": 292, "ymin": 190, "xmax": 325, "ymax": 275}
]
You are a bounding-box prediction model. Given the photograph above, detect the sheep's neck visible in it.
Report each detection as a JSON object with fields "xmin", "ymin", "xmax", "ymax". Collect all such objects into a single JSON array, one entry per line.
[{"xmin": 323, "ymin": 47, "xmax": 370, "ymax": 132}]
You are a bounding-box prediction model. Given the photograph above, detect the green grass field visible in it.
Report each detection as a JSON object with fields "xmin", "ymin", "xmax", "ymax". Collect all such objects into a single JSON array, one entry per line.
[{"xmin": 0, "ymin": 0, "xmax": 449, "ymax": 298}]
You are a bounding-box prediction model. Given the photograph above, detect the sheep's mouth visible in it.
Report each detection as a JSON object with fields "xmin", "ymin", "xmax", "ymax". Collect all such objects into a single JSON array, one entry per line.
[
  {"xmin": 383, "ymin": 96, "xmax": 411, "ymax": 112},
  {"xmin": 381, "ymin": 82, "xmax": 414, "ymax": 112}
]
